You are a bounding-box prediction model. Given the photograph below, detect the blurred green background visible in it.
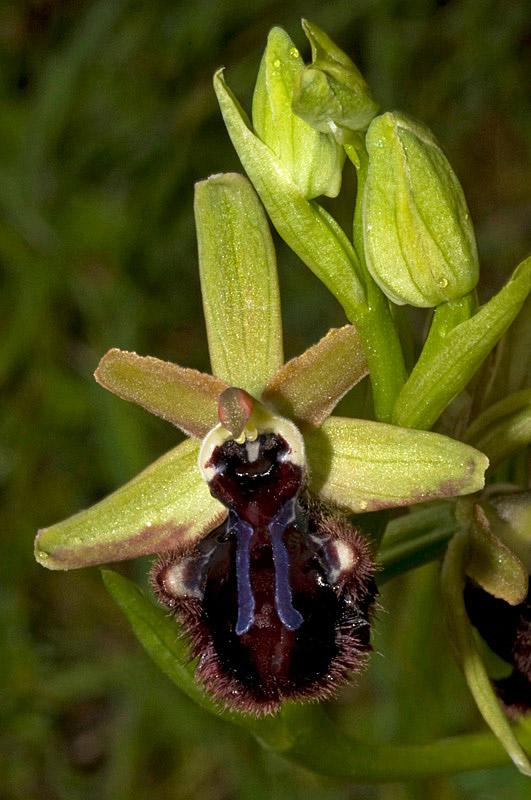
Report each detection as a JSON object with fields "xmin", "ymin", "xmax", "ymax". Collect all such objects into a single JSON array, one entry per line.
[{"xmin": 1, "ymin": 1, "xmax": 530, "ymax": 798}]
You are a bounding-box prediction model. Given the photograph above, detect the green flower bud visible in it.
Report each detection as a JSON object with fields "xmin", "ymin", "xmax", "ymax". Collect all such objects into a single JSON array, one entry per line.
[
  {"xmin": 292, "ymin": 19, "xmax": 379, "ymax": 142},
  {"xmin": 252, "ymin": 26, "xmax": 344, "ymax": 199},
  {"xmin": 364, "ymin": 112, "xmax": 479, "ymax": 307}
]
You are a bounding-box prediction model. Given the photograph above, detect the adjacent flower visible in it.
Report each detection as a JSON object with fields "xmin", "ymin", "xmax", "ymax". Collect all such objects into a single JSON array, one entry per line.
[
  {"xmin": 363, "ymin": 112, "xmax": 479, "ymax": 307},
  {"xmin": 35, "ymin": 173, "xmax": 488, "ymax": 714},
  {"xmin": 464, "ymin": 492, "xmax": 531, "ymax": 715},
  {"xmin": 442, "ymin": 492, "xmax": 531, "ymax": 775}
]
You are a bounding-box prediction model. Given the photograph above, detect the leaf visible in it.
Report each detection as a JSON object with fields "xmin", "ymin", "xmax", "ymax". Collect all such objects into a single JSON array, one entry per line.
[
  {"xmin": 95, "ymin": 348, "xmax": 227, "ymax": 438},
  {"xmin": 101, "ymin": 569, "xmax": 223, "ymax": 715},
  {"xmin": 305, "ymin": 417, "xmax": 488, "ymax": 513},
  {"xmin": 35, "ymin": 439, "xmax": 226, "ymax": 569},
  {"xmin": 194, "ymin": 173, "xmax": 283, "ymax": 397},
  {"xmin": 101, "ymin": 570, "xmax": 293, "ymax": 747},
  {"xmin": 262, "ymin": 325, "xmax": 367, "ymax": 427},
  {"xmin": 393, "ymin": 256, "xmax": 531, "ymax": 430}
]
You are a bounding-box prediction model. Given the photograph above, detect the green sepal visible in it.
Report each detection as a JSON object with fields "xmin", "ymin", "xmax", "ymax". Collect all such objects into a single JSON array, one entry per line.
[
  {"xmin": 465, "ymin": 388, "xmax": 531, "ymax": 468},
  {"xmin": 466, "ymin": 504, "xmax": 528, "ymax": 606},
  {"xmin": 292, "ymin": 19, "xmax": 378, "ymax": 141},
  {"xmin": 95, "ymin": 348, "xmax": 227, "ymax": 438},
  {"xmin": 213, "ymin": 69, "xmax": 365, "ymax": 313},
  {"xmin": 253, "ymin": 27, "xmax": 344, "ymax": 199},
  {"xmin": 393, "ymin": 256, "xmax": 531, "ymax": 430},
  {"xmin": 305, "ymin": 417, "xmax": 488, "ymax": 514},
  {"xmin": 262, "ymin": 325, "xmax": 367, "ymax": 427},
  {"xmin": 194, "ymin": 173, "xmax": 283, "ymax": 397},
  {"xmin": 363, "ymin": 112, "xmax": 479, "ymax": 307},
  {"xmin": 488, "ymin": 491, "xmax": 531, "ymax": 574},
  {"xmin": 35, "ymin": 439, "xmax": 226, "ymax": 569},
  {"xmin": 441, "ymin": 526, "xmax": 531, "ymax": 776}
]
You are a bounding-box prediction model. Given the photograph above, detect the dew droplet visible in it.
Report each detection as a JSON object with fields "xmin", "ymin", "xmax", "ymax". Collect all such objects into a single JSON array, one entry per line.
[
  {"xmin": 289, "ymin": 47, "xmax": 299, "ymax": 58},
  {"xmin": 359, "ymin": 499, "xmax": 368, "ymax": 510},
  {"xmin": 273, "ymin": 59, "xmax": 281, "ymax": 69},
  {"xmin": 437, "ymin": 276, "xmax": 449, "ymax": 288}
]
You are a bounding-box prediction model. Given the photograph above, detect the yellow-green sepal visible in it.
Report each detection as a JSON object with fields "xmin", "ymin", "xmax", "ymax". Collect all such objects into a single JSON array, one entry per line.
[
  {"xmin": 253, "ymin": 27, "xmax": 344, "ymax": 199},
  {"xmin": 194, "ymin": 173, "xmax": 283, "ymax": 397},
  {"xmin": 35, "ymin": 439, "xmax": 226, "ymax": 570},
  {"xmin": 95, "ymin": 348, "xmax": 228, "ymax": 438},
  {"xmin": 487, "ymin": 491, "xmax": 531, "ymax": 574},
  {"xmin": 305, "ymin": 417, "xmax": 488, "ymax": 513}
]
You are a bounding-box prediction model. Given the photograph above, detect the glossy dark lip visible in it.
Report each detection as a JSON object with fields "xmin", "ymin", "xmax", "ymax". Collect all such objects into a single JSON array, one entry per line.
[
  {"xmin": 151, "ymin": 498, "xmax": 377, "ymax": 715},
  {"xmin": 152, "ymin": 431, "xmax": 377, "ymax": 714}
]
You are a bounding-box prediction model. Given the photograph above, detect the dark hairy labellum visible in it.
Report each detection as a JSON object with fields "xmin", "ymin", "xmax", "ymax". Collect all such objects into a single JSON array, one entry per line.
[
  {"xmin": 152, "ymin": 432, "xmax": 376, "ymax": 714},
  {"xmin": 464, "ymin": 578, "xmax": 531, "ymax": 716}
]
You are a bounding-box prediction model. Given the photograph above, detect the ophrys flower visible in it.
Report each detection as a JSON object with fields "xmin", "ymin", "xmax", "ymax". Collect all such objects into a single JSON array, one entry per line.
[{"xmin": 35, "ymin": 173, "xmax": 488, "ymax": 714}]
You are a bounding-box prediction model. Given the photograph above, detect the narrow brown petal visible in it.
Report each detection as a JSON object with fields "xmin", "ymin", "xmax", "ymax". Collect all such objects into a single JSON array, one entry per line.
[{"xmin": 262, "ymin": 326, "xmax": 367, "ymax": 427}]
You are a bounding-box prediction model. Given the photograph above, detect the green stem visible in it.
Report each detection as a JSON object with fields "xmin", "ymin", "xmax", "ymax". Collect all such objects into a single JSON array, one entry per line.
[
  {"xmin": 345, "ymin": 143, "xmax": 406, "ymax": 423},
  {"xmin": 255, "ymin": 705, "xmax": 531, "ymax": 782},
  {"xmin": 379, "ymin": 525, "xmax": 456, "ymax": 584},
  {"xmin": 392, "ymin": 256, "xmax": 531, "ymax": 430},
  {"xmin": 418, "ymin": 292, "xmax": 477, "ymax": 368}
]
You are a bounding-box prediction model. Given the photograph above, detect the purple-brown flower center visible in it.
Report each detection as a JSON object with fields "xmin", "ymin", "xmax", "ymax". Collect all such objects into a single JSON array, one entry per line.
[{"xmin": 152, "ymin": 427, "xmax": 376, "ymax": 713}]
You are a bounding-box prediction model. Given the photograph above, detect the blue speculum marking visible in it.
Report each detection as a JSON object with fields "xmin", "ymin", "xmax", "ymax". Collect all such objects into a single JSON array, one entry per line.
[
  {"xmin": 230, "ymin": 500, "xmax": 303, "ymax": 635},
  {"xmin": 231, "ymin": 510, "xmax": 256, "ymax": 635},
  {"xmin": 269, "ymin": 499, "xmax": 304, "ymax": 631},
  {"xmin": 207, "ymin": 433, "xmax": 305, "ymax": 636}
]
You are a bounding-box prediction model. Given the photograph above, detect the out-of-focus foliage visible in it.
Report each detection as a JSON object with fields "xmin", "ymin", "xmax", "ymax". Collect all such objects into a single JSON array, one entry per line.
[{"xmin": 1, "ymin": 1, "xmax": 530, "ymax": 798}]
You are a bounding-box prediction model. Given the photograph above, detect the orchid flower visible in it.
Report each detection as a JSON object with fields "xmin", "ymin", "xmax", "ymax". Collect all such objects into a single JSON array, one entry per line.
[{"xmin": 35, "ymin": 173, "xmax": 488, "ymax": 714}]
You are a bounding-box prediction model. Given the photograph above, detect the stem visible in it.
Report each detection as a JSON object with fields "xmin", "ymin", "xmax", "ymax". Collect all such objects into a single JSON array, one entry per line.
[
  {"xmin": 344, "ymin": 143, "xmax": 406, "ymax": 423},
  {"xmin": 418, "ymin": 292, "xmax": 477, "ymax": 369},
  {"xmin": 379, "ymin": 525, "xmax": 456, "ymax": 584},
  {"xmin": 392, "ymin": 256, "xmax": 531, "ymax": 430},
  {"xmin": 254, "ymin": 704, "xmax": 531, "ymax": 783}
]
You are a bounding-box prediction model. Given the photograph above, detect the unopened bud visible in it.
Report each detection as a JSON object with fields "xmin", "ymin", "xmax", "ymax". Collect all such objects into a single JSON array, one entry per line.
[
  {"xmin": 363, "ymin": 112, "xmax": 479, "ymax": 307},
  {"xmin": 292, "ymin": 19, "xmax": 378, "ymax": 142},
  {"xmin": 252, "ymin": 26, "xmax": 344, "ymax": 199}
]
